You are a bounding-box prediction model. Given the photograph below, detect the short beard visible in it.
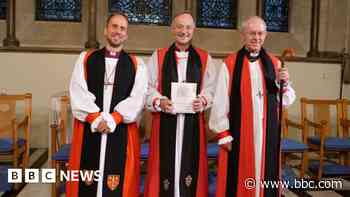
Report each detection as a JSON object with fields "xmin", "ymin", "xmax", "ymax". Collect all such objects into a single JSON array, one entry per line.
[{"xmin": 106, "ymin": 37, "xmax": 122, "ymax": 49}]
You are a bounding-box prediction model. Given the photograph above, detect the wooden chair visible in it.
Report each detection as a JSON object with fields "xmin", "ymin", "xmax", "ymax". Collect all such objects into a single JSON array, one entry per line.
[
  {"xmin": 281, "ymin": 108, "xmax": 308, "ymax": 178},
  {"xmin": 301, "ymin": 97, "xmax": 350, "ymax": 179},
  {"xmin": 0, "ymin": 93, "xmax": 31, "ymax": 190},
  {"xmin": 340, "ymin": 98, "xmax": 350, "ymax": 165},
  {"xmin": 50, "ymin": 92, "xmax": 71, "ymax": 197}
]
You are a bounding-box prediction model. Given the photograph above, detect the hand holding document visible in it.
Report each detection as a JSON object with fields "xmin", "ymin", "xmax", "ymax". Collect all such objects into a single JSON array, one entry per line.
[{"xmin": 171, "ymin": 82, "xmax": 197, "ymax": 114}]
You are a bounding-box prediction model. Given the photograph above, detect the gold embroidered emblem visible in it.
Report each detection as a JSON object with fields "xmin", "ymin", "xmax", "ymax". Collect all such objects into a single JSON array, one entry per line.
[
  {"xmin": 185, "ymin": 175, "xmax": 192, "ymax": 187},
  {"xmin": 107, "ymin": 174, "xmax": 120, "ymax": 191},
  {"xmin": 163, "ymin": 179, "xmax": 170, "ymax": 191}
]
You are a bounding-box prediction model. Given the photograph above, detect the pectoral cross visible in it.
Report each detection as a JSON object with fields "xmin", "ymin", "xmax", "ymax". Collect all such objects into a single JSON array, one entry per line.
[{"xmin": 257, "ymin": 90, "xmax": 263, "ymax": 99}]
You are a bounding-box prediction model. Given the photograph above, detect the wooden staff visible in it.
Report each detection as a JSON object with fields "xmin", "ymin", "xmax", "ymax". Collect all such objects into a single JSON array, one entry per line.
[{"xmin": 277, "ymin": 48, "xmax": 295, "ymax": 155}]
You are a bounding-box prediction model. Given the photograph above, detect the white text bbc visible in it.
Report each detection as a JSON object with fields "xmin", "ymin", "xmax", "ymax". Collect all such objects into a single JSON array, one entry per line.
[{"xmin": 8, "ymin": 169, "xmax": 101, "ymax": 183}]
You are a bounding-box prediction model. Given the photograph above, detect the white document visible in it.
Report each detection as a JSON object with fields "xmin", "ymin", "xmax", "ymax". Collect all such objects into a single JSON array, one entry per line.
[{"xmin": 171, "ymin": 82, "xmax": 197, "ymax": 114}]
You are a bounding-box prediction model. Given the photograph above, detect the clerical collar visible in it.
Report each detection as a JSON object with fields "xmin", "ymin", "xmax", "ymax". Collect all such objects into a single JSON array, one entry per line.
[
  {"xmin": 175, "ymin": 47, "xmax": 189, "ymax": 52},
  {"xmin": 245, "ymin": 48, "xmax": 260, "ymax": 62},
  {"xmin": 175, "ymin": 50, "xmax": 189, "ymax": 58},
  {"xmin": 105, "ymin": 49, "xmax": 120, "ymax": 59}
]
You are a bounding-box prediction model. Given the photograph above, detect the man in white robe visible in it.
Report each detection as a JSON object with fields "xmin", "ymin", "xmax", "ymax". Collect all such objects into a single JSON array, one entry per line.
[
  {"xmin": 209, "ymin": 16, "xmax": 296, "ymax": 197},
  {"xmin": 144, "ymin": 12, "xmax": 217, "ymax": 197},
  {"xmin": 67, "ymin": 12, "xmax": 148, "ymax": 197}
]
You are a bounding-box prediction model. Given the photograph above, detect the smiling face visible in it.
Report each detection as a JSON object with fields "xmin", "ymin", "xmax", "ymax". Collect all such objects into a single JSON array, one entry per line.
[
  {"xmin": 240, "ymin": 17, "xmax": 267, "ymax": 53},
  {"xmin": 171, "ymin": 13, "xmax": 195, "ymax": 49},
  {"xmin": 104, "ymin": 14, "xmax": 128, "ymax": 49}
]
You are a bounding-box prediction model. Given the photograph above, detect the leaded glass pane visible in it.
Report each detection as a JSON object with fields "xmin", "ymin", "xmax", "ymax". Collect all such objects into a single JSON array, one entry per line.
[
  {"xmin": 36, "ymin": 0, "xmax": 81, "ymax": 22},
  {"xmin": 109, "ymin": 0, "xmax": 171, "ymax": 25},
  {"xmin": 0, "ymin": 0, "xmax": 6, "ymax": 19},
  {"xmin": 197, "ymin": 0, "xmax": 237, "ymax": 29},
  {"xmin": 263, "ymin": 0, "xmax": 289, "ymax": 32}
]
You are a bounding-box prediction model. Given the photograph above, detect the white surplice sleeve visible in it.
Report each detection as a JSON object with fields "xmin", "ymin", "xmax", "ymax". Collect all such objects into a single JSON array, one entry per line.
[
  {"xmin": 279, "ymin": 83, "xmax": 296, "ymax": 107},
  {"xmin": 209, "ymin": 62, "xmax": 233, "ymax": 144},
  {"xmin": 69, "ymin": 51, "xmax": 101, "ymax": 122},
  {"xmin": 146, "ymin": 50, "xmax": 166, "ymax": 112},
  {"xmin": 113, "ymin": 57, "xmax": 148, "ymax": 123},
  {"xmin": 198, "ymin": 54, "xmax": 217, "ymax": 110}
]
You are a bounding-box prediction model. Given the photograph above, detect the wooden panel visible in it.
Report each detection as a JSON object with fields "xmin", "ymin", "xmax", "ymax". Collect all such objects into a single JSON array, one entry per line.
[
  {"xmin": 59, "ymin": 95, "xmax": 70, "ymax": 146},
  {"xmin": 0, "ymin": 100, "xmax": 16, "ymax": 138},
  {"xmin": 313, "ymin": 104, "xmax": 330, "ymax": 135},
  {"xmin": 139, "ymin": 110, "xmax": 152, "ymax": 141}
]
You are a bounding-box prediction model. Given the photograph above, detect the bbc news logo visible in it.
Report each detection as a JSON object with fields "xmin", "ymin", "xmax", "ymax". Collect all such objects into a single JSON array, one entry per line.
[{"xmin": 8, "ymin": 169, "xmax": 101, "ymax": 183}]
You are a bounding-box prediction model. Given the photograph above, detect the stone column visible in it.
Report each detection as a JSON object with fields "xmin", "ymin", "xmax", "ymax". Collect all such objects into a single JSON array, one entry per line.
[
  {"xmin": 3, "ymin": 0, "xmax": 19, "ymax": 47},
  {"xmin": 307, "ymin": 0, "xmax": 321, "ymax": 57},
  {"xmin": 85, "ymin": 0, "xmax": 99, "ymax": 49}
]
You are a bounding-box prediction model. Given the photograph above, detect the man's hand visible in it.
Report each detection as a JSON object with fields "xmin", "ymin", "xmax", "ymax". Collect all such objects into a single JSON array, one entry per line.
[
  {"xmin": 160, "ymin": 98, "xmax": 174, "ymax": 113},
  {"xmin": 220, "ymin": 142, "xmax": 232, "ymax": 152},
  {"xmin": 97, "ymin": 120, "xmax": 111, "ymax": 133},
  {"xmin": 278, "ymin": 67, "xmax": 289, "ymax": 82},
  {"xmin": 192, "ymin": 98, "xmax": 204, "ymax": 112}
]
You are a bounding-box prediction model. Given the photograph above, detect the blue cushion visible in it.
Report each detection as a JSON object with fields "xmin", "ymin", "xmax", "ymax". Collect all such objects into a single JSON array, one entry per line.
[
  {"xmin": 281, "ymin": 138, "xmax": 308, "ymax": 152},
  {"xmin": 309, "ymin": 160, "xmax": 350, "ymax": 176},
  {"xmin": 308, "ymin": 137, "xmax": 350, "ymax": 150},
  {"xmin": 207, "ymin": 143, "xmax": 219, "ymax": 159},
  {"xmin": 141, "ymin": 143, "xmax": 149, "ymax": 160},
  {"xmin": 0, "ymin": 165, "xmax": 12, "ymax": 192},
  {"xmin": 0, "ymin": 138, "xmax": 26, "ymax": 152},
  {"xmin": 52, "ymin": 144, "xmax": 71, "ymax": 161},
  {"xmin": 282, "ymin": 166, "xmax": 298, "ymax": 184}
]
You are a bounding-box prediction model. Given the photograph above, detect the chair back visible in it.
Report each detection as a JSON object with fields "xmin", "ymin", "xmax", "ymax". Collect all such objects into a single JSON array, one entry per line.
[
  {"xmin": 282, "ymin": 108, "xmax": 289, "ymax": 138},
  {"xmin": 0, "ymin": 93, "xmax": 31, "ymax": 139},
  {"xmin": 58, "ymin": 95, "xmax": 70, "ymax": 147},
  {"xmin": 139, "ymin": 110, "xmax": 152, "ymax": 142},
  {"xmin": 341, "ymin": 99, "xmax": 350, "ymax": 138},
  {"xmin": 50, "ymin": 91, "xmax": 71, "ymax": 150},
  {"xmin": 300, "ymin": 97, "xmax": 343, "ymax": 137}
]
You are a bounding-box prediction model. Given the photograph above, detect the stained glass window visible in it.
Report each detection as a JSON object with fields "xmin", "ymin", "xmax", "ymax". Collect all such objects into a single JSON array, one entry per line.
[
  {"xmin": 262, "ymin": 0, "xmax": 289, "ymax": 32},
  {"xmin": 36, "ymin": 0, "xmax": 81, "ymax": 22},
  {"xmin": 197, "ymin": 0, "xmax": 237, "ymax": 29},
  {"xmin": 0, "ymin": 0, "xmax": 6, "ymax": 20},
  {"xmin": 109, "ymin": 0, "xmax": 171, "ymax": 25}
]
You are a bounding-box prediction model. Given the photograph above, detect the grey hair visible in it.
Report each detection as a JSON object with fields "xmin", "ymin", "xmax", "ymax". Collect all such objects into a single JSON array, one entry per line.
[{"xmin": 239, "ymin": 16, "xmax": 267, "ymax": 32}]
